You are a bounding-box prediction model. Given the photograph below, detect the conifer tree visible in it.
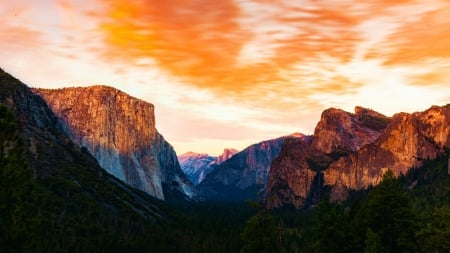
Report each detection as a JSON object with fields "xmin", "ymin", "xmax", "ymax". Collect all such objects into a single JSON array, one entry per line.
[
  {"xmin": 0, "ymin": 104, "xmax": 32, "ymax": 251},
  {"xmin": 358, "ymin": 170, "xmax": 418, "ymax": 253}
]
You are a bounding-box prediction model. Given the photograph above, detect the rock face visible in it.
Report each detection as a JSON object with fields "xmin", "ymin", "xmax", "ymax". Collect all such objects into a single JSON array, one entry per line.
[
  {"xmin": 178, "ymin": 149, "xmax": 238, "ymax": 185},
  {"xmin": 0, "ymin": 68, "xmax": 172, "ymax": 221},
  {"xmin": 266, "ymin": 107, "xmax": 390, "ymax": 209},
  {"xmin": 266, "ymin": 105, "xmax": 450, "ymax": 209},
  {"xmin": 324, "ymin": 106, "xmax": 450, "ymax": 196},
  {"xmin": 33, "ymin": 86, "xmax": 195, "ymax": 200},
  {"xmin": 216, "ymin": 148, "xmax": 238, "ymax": 164},
  {"xmin": 311, "ymin": 107, "xmax": 389, "ymax": 154},
  {"xmin": 264, "ymin": 136, "xmax": 317, "ymax": 208},
  {"xmin": 198, "ymin": 135, "xmax": 304, "ymax": 201}
]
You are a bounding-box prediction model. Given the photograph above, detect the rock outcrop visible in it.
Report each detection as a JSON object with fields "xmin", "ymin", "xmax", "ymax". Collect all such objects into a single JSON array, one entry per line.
[
  {"xmin": 33, "ymin": 86, "xmax": 195, "ymax": 200},
  {"xmin": 324, "ymin": 105, "xmax": 450, "ymax": 198},
  {"xmin": 215, "ymin": 148, "xmax": 238, "ymax": 164},
  {"xmin": 265, "ymin": 107, "xmax": 390, "ymax": 209},
  {"xmin": 178, "ymin": 149, "xmax": 238, "ymax": 185},
  {"xmin": 264, "ymin": 136, "xmax": 317, "ymax": 208},
  {"xmin": 311, "ymin": 107, "xmax": 389, "ymax": 154},
  {"xmin": 198, "ymin": 134, "xmax": 304, "ymax": 201},
  {"xmin": 266, "ymin": 105, "xmax": 450, "ymax": 209}
]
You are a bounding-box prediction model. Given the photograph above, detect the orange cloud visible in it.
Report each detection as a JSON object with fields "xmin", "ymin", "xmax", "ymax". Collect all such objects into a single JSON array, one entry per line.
[
  {"xmin": 408, "ymin": 70, "xmax": 450, "ymax": 86},
  {"xmin": 97, "ymin": 0, "xmax": 366, "ymax": 95},
  {"xmin": 366, "ymin": 3, "xmax": 450, "ymax": 65},
  {"xmin": 96, "ymin": 0, "xmax": 449, "ymax": 107},
  {"xmin": 99, "ymin": 0, "xmax": 248, "ymax": 88}
]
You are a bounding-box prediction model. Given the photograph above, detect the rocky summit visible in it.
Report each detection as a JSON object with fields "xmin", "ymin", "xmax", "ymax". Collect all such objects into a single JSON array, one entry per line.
[
  {"xmin": 265, "ymin": 105, "xmax": 450, "ymax": 209},
  {"xmin": 324, "ymin": 105, "xmax": 450, "ymax": 201},
  {"xmin": 33, "ymin": 86, "xmax": 195, "ymax": 200}
]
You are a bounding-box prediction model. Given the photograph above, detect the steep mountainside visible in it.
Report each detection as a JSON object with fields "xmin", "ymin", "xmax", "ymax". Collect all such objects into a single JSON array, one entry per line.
[
  {"xmin": 266, "ymin": 105, "xmax": 450, "ymax": 209},
  {"xmin": 179, "ymin": 149, "xmax": 238, "ymax": 185},
  {"xmin": 0, "ymin": 68, "xmax": 179, "ymax": 250},
  {"xmin": 311, "ymin": 107, "xmax": 389, "ymax": 153},
  {"xmin": 324, "ymin": 105, "xmax": 450, "ymax": 201},
  {"xmin": 266, "ymin": 107, "xmax": 391, "ymax": 208},
  {"xmin": 198, "ymin": 135, "xmax": 305, "ymax": 201},
  {"xmin": 33, "ymin": 86, "xmax": 195, "ymax": 200}
]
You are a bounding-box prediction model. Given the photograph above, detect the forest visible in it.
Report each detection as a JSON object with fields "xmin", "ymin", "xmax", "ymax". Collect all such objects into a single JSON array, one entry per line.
[{"xmin": 1, "ymin": 104, "xmax": 449, "ymax": 253}]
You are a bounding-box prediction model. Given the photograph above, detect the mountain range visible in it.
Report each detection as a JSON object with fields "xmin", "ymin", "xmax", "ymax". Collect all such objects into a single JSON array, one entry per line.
[
  {"xmin": 1, "ymin": 67, "xmax": 449, "ymax": 252},
  {"xmin": 265, "ymin": 105, "xmax": 450, "ymax": 209},
  {"xmin": 2, "ymin": 67, "xmax": 448, "ymax": 209},
  {"xmin": 197, "ymin": 134, "xmax": 307, "ymax": 201},
  {"xmin": 178, "ymin": 148, "xmax": 238, "ymax": 185}
]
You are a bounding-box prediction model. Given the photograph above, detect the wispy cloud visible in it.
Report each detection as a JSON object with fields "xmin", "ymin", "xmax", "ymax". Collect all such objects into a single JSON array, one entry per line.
[
  {"xmin": 1, "ymin": 0, "xmax": 449, "ymax": 154},
  {"xmin": 96, "ymin": 0, "xmax": 449, "ymax": 106}
]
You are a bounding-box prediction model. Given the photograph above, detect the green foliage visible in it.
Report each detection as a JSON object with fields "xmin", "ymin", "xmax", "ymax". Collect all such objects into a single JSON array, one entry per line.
[
  {"xmin": 241, "ymin": 211, "xmax": 280, "ymax": 253},
  {"xmin": 364, "ymin": 228, "xmax": 385, "ymax": 253},
  {"xmin": 356, "ymin": 170, "xmax": 418, "ymax": 253},
  {"xmin": 312, "ymin": 197, "xmax": 354, "ymax": 253},
  {"xmin": 1, "ymin": 97, "xmax": 449, "ymax": 252},
  {"xmin": 0, "ymin": 105, "xmax": 33, "ymax": 252},
  {"xmin": 359, "ymin": 113, "xmax": 390, "ymax": 131},
  {"xmin": 400, "ymin": 156, "xmax": 450, "ymax": 210},
  {"xmin": 416, "ymin": 206, "xmax": 450, "ymax": 253}
]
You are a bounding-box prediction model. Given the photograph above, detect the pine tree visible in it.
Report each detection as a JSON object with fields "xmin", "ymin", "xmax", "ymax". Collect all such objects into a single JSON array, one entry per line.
[
  {"xmin": 364, "ymin": 228, "xmax": 385, "ymax": 253},
  {"xmin": 416, "ymin": 206, "xmax": 450, "ymax": 253},
  {"xmin": 240, "ymin": 211, "xmax": 280, "ymax": 253},
  {"xmin": 358, "ymin": 170, "xmax": 418, "ymax": 253},
  {"xmin": 312, "ymin": 196, "xmax": 352, "ymax": 253},
  {"xmin": 0, "ymin": 104, "xmax": 33, "ymax": 252}
]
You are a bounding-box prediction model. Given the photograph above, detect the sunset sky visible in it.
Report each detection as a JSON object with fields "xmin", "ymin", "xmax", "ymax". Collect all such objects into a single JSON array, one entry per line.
[{"xmin": 1, "ymin": 0, "xmax": 449, "ymax": 156}]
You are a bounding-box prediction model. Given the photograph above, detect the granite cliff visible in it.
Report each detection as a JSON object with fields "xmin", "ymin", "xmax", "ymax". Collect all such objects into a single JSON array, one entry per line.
[
  {"xmin": 266, "ymin": 107, "xmax": 391, "ymax": 208},
  {"xmin": 324, "ymin": 105, "xmax": 450, "ymax": 202},
  {"xmin": 33, "ymin": 86, "xmax": 195, "ymax": 200},
  {"xmin": 0, "ymin": 68, "xmax": 168, "ymax": 222},
  {"xmin": 215, "ymin": 148, "xmax": 238, "ymax": 164},
  {"xmin": 266, "ymin": 105, "xmax": 450, "ymax": 209}
]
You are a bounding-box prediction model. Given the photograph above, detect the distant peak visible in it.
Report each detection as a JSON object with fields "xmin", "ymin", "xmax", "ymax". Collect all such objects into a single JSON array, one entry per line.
[
  {"xmin": 222, "ymin": 148, "xmax": 238, "ymax": 154},
  {"xmin": 215, "ymin": 148, "xmax": 238, "ymax": 164},
  {"xmin": 290, "ymin": 132, "xmax": 306, "ymax": 138},
  {"xmin": 178, "ymin": 151, "xmax": 209, "ymax": 158},
  {"xmin": 220, "ymin": 148, "xmax": 238, "ymax": 158},
  {"xmin": 179, "ymin": 151, "xmax": 198, "ymax": 156}
]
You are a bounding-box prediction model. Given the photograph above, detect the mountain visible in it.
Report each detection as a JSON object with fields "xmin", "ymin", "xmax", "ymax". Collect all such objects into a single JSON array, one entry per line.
[
  {"xmin": 0, "ymin": 68, "xmax": 182, "ymax": 251},
  {"xmin": 32, "ymin": 86, "xmax": 195, "ymax": 201},
  {"xmin": 265, "ymin": 105, "xmax": 450, "ymax": 209},
  {"xmin": 198, "ymin": 134, "xmax": 306, "ymax": 201},
  {"xmin": 178, "ymin": 148, "xmax": 238, "ymax": 185},
  {"xmin": 178, "ymin": 152, "xmax": 216, "ymax": 185},
  {"xmin": 216, "ymin": 148, "xmax": 238, "ymax": 164},
  {"xmin": 324, "ymin": 105, "xmax": 450, "ymax": 201}
]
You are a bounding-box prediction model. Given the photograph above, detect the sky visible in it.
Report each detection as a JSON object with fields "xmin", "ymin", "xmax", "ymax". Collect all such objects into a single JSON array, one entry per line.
[{"xmin": 0, "ymin": 0, "xmax": 449, "ymax": 156}]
